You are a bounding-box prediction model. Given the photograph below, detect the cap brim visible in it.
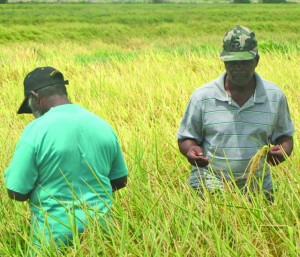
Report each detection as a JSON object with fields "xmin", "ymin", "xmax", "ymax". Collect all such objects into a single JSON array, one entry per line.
[
  {"xmin": 220, "ymin": 51, "xmax": 257, "ymax": 62},
  {"xmin": 17, "ymin": 96, "xmax": 32, "ymax": 114}
]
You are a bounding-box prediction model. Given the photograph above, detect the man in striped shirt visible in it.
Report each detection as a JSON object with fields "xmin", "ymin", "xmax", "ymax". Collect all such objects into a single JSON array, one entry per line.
[{"xmin": 177, "ymin": 25, "xmax": 294, "ymax": 200}]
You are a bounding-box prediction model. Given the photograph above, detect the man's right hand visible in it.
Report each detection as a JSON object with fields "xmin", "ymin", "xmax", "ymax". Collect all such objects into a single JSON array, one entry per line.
[{"xmin": 186, "ymin": 146, "xmax": 209, "ymax": 167}]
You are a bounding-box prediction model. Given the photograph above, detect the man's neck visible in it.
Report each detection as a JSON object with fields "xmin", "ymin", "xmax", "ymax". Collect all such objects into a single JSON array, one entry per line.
[
  {"xmin": 40, "ymin": 95, "xmax": 71, "ymax": 114},
  {"xmin": 225, "ymin": 75, "xmax": 256, "ymax": 93},
  {"xmin": 224, "ymin": 76, "xmax": 256, "ymax": 107}
]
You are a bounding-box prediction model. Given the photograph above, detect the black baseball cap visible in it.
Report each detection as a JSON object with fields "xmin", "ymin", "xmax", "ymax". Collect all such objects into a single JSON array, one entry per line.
[{"xmin": 17, "ymin": 66, "xmax": 69, "ymax": 114}]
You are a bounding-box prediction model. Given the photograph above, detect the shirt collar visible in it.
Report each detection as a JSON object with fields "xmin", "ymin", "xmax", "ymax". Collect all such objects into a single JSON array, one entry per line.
[{"xmin": 213, "ymin": 72, "xmax": 267, "ymax": 103}]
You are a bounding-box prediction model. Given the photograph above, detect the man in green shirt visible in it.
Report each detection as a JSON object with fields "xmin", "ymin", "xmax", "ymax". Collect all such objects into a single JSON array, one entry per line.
[{"xmin": 4, "ymin": 66, "xmax": 128, "ymax": 248}]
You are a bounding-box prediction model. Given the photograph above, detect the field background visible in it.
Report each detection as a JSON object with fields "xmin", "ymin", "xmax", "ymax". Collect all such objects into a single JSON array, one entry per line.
[
  {"xmin": 4, "ymin": 0, "xmax": 300, "ymax": 4},
  {"xmin": 0, "ymin": 3, "xmax": 300, "ymax": 256}
]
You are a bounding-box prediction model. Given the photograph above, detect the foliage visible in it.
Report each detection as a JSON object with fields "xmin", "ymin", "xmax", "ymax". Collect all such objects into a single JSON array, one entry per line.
[
  {"xmin": 0, "ymin": 4, "xmax": 300, "ymax": 257},
  {"xmin": 0, "ymin": 4, "xmax": 300, "ymax": 49},
  {"xmin": 0, "ymin": 0, "xmax": 8, "ymax": 3},
  {"xmin": 5, "ymin": 0, "xmax": 300, "ymax": 2}
]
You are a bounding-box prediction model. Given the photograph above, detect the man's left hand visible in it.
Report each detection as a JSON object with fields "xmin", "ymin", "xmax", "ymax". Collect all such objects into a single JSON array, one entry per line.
[{"xmin": 267, "ymin": 145, "xmax": 285, "ymax": 166}]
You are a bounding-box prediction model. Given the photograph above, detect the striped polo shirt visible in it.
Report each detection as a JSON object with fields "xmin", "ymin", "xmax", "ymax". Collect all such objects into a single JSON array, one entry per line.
[{"xmin": 177, "ymin": 72, "xmax": 294, "ymax": 182}]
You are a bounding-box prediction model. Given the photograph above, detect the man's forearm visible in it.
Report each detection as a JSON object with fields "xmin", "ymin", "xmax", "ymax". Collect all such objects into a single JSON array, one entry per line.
[
  {"xmin": 110, "ymin": 175, "xmax": 127, "ymax": 192},
  {"xmin": 7, "ymin": 189, "xmax": 30, "ymax": 202}
]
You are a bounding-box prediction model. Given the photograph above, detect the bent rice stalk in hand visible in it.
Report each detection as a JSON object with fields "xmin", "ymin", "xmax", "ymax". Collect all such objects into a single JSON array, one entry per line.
[{"xmin": 245, "ymin": 145, "xmax": 270, "ymax": 188}]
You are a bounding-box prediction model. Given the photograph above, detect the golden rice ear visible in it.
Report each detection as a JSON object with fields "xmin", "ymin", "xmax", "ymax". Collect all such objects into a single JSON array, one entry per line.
[{"xmin": 245, "ymin": 145, "xmax": 270, "ymax": 188}]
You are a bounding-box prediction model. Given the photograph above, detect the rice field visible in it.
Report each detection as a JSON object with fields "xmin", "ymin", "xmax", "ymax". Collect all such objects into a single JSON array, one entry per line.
[{"xmin": 0, "ymin": 3, "xmax": 300, "ymax": 256}]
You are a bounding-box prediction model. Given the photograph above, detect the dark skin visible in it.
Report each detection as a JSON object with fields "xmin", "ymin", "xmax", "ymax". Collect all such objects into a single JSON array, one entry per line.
[
  {"xmin": 7, "ymin": 190, "xmax": 31, "ymax": 202},
  {"xmin": 267, "ymin": 136, "xmax": 293, "ymax": 166},
  {"xmin": 111, "ymin": 175, "xmax": 128, "ymax": 192},
  {"xmin": 178, "ymin": 139, "xmax": 209, "ymax": 167},
  {"xmin": 178, "ymin": 55, "xmax": 293, "ymax": 167},
  {"xmin": 29, "ymin": 91, "xmax": 71, "ymax": 118},
  {"xmin": 224, "ymin": 58, "xmax": 258, "ymax": 107},
  {"xmin": 7, "ymin": 91, "xmax": 127, "ymax": 201}
]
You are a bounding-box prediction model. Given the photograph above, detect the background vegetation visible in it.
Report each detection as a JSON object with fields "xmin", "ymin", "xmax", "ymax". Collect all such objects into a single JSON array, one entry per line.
[
  {"xmin": 0, "ymin": 3, "xmax": 300, "ymax": 256},
  {"xmin": 3, "ymin": 0, "xmax": 300, "ymax": 4}
]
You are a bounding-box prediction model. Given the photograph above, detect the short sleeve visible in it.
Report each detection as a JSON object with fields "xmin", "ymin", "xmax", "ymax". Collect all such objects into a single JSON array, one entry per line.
[
  {"xmin": 271, "ymin": 95, "xmax": 294, "ymax": 143},
  {"xmin": 4, "ymin": 140, "xmax": 39, "ymax": 194},
  {"xmin": 176, "ymin": 95, "xmax": 203, "ymax": 144},
  {"xmin": 108, "ymin": 139, "xmax": 128, "ymax": 181}
]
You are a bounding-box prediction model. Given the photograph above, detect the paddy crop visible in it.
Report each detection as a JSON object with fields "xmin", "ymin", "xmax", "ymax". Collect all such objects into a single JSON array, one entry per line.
[{"xmin": 0, "ymin": 3, "xmax": 300, "ymax": 256}]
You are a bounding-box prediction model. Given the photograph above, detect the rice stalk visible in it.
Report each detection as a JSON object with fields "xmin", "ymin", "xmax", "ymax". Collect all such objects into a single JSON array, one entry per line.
[{"xmin": 245, "ymin": 145, "xmax": 270, "ymax": 188}]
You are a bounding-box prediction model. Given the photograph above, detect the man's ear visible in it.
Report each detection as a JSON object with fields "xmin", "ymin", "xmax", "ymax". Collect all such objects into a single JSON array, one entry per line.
[
  {"xmin": 30, "ymin": 91, "xmax": 40, "ymax": 104},
  {"xmin": 255, "ymin": 54, "xmax": 260, "ymax": 66}
]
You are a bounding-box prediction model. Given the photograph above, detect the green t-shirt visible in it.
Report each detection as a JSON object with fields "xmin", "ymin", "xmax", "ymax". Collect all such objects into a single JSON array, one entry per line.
[{"xmin": 5, "ymin": 104, "xmax": 128, "ymax": 245}]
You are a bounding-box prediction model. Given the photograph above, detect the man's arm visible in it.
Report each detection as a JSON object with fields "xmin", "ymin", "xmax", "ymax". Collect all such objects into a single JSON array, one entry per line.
[
  {"xmin": 178, "ymin": 139, "xmax": 209, "ymax": 167},
  {"xmin": 7, "ymin": 189, "xmax": 30, "ymax": 202},
  {"xmin": 267, "ymin": 136, "xmax": 293, "ymax": 165},
  {"xmin": 110, "ymin": 175, "xmax": 127, "ymax": 192}
]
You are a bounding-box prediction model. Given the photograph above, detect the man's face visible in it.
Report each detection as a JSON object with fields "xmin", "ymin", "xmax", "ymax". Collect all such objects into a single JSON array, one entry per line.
[{"xmin": 224, "ymin": 58, "xmax": 258, "ymax": 87}]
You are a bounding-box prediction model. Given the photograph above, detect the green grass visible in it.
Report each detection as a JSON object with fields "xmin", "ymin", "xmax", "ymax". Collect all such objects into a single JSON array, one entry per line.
[
  {"xmin": 5, "ymin": 0, "xmax": 300, "ymax": 3},
  {"xmin": 1, "ymin": 4, "xmax": 300, "ymax": 49},
  {"xmin": 0, "ymin": 3, "xmax": 300, "ymax": 256}
]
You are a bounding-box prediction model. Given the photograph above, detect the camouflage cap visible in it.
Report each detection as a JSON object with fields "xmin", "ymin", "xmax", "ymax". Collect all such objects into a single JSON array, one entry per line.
[{"xmin": 220, "ymin": 25, "xmax": 258, "ymax": 62}]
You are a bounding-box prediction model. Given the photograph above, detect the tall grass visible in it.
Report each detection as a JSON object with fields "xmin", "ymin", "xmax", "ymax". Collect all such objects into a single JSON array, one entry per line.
[{"xmin": 0, "ymin": 4, "xmax": 300, "ymax": 256}]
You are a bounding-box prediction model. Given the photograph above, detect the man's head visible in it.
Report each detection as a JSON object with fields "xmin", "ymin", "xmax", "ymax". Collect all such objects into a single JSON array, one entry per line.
[
  {"xmin": 221, "ymin": 26, "xmax": 259, "ymax": 86},
  {"xmin": 220, "ymin": 25, "xmax": 258, "ymax": 62},
  {"xmin": 18, "ymin": 66, "xmax": 69, "ymax": 117}
]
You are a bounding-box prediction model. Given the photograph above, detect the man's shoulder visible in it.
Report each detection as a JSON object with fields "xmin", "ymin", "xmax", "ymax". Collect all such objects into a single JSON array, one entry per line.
[
  {"xmin": 191, "ymin": 79, "xmax": 221, "ymax": 101},
  {"xmin": 24, "ymin": 104, "xmax": 114, "ymax": 135},
  {"xmin": 257, "ymin": 74, "xmax": 285, "ymax": 96},
  {"xmin": 191, "ymin": 73, "xmax": 225, "ymax": 98}
]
